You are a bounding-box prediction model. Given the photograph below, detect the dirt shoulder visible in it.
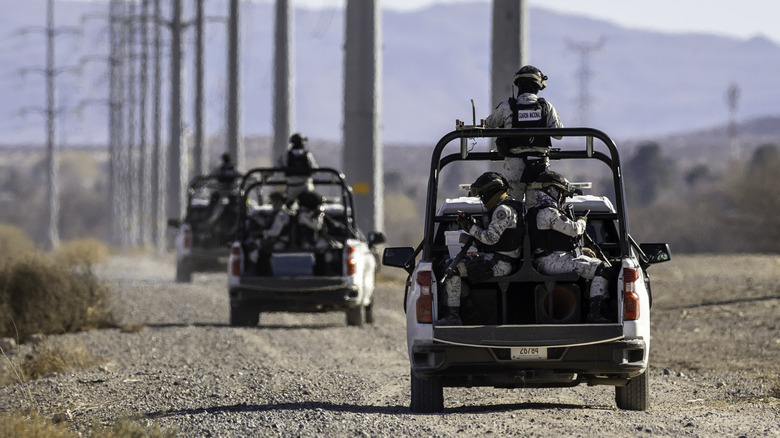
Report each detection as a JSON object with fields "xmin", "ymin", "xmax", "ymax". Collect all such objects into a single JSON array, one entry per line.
[{"xmin": 0, "ymin": 254, "xmax": 778, "ymax": 437}]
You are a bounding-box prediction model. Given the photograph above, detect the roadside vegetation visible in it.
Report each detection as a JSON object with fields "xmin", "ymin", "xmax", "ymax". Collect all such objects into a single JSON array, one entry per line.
[
  {"xmin": 0, "ymin": 226, "xmax": 114, "ymax": 343},
  {"xmin": 0, "ymin": 410, "xmax": 177, "ymax": 438},
  {"xmin": 0, "ymin": 225, "xmax": 176, "ymax": 437}
]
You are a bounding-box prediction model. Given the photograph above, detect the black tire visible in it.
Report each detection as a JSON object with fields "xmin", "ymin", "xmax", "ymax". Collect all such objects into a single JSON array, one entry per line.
[
  {"xmin": 364, "ymin": 302, "xmax": 375, "ymax": 325},
  {"xmin": 176, "ymin": 260, "xmax": 192, "ymax": 283},
  {"xmin": 410, "ymin": 369, "xmax": 444, "ymax": 413},
  {"xmin": 230, "ymin": 305, "xmax": 259, "ymax": 327},
  {"xmin": 615, "ymin": 370, "xmax": 649, "ymax": 411},
  {"xmin": 346, "ymin": 305, "xmax": 365, "ymax": 327}
]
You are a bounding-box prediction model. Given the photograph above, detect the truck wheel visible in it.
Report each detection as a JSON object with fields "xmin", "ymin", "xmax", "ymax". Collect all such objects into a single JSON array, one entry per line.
[
  {"xmin": 615, "ymin": 370, "xmax": 649, "ymax": 411},
  {"xmin": 230, "ymin": 306, "xmax": 259, "ymax": 327},
  {"xmin": 176, "ymin": 260, "xmax": 192, "ymax": 283},
  {"xmin": 410, "ymin": 369, "xmax": 444, "ymax": 413},
  {"xmin": 346, "ymin": 305, "xmax": 365, "ymax": 327},
  {"xmin": 364, "ymin": 301, "xmax": 375, "ymax": 325}
]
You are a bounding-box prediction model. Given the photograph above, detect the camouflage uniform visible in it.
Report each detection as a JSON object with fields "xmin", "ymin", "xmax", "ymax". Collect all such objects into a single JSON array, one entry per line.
[
  {"xmin": 528, "ymin": 191, "xmax": 609, "ymax": 308},
  {"xmin": 443, "ymin": 195, "xmax": 522, "ymax": 308}
]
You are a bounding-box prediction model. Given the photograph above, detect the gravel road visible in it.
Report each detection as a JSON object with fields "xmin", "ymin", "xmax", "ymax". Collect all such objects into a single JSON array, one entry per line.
[{"xmin": 1, "ymin": 254, "xmax": 778, "ymax": 437}]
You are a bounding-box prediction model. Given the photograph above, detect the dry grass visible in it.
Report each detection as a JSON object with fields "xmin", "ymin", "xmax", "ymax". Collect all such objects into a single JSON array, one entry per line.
[
  {"xmin": 51, "ymin": 238, "xmax": 110, "ymax": 270},
  {"xmin": 0, "ymin": 236, "xmax": 115, "ymax": 343},
  {"xmin": 0, "ymin": 410, "xmax": 76, "ymax": 438},
  {"xmin": 120, "ymin": 323, "xmax": 147, "ymax": 334},
  {"xmin": 0, "ymin": 339, "xmax": 96, "ymax": 387},
  {"xmin": 0, "ymin": 224, "xmax": 35, "ymax": 263},
  {"xmin": 0, "ymin": 410, "xmax": 178, "ymax": 438}
]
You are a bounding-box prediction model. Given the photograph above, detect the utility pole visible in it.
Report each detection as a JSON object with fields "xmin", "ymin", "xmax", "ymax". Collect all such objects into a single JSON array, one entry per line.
[
  {"xmin": 126, "ymin": 0, "xmax": 139, "ymax": 246},
  {"xmin": 44, "ymin": 0, "xmax": 60, "ymax": 249},
  {"xmin": 226, "ymin": 0, "xmax": 242, "ymax": 170},
  {"xmin": 273, "ymin": 0, "xmax": 294, "ymax": 161},
  {"xmin": 138, "ymin": 0, "xmax": 152, "ymax": 247},
  {"xmin": 491, "ymin": 0, "xmax": 527, "ymax": 108},
  {"xmin": 152, "ymin": 0, "xmax": 167, "ymax": 253},
  {"xmin": 167, "ymin": 0, "xmax": 187, "ymax": 231},
  {"xmin": 343, "ymin": 0, "xmax": 382, "ymax": 234},
  {"xmin": 726, "ymin": 83, "xmax": 740, "ymax": 158},
  {"xmin": 567, "ymin": 38, "xmax": 604, "ymax": 126},
  {"xmin": 194, "ymin": 0, "xmax": 207, "ymax": 175},
  {"xmin": 19, "ymin": 0, "xmax": 79, "ymax": 249},
  {"xmin": 108, "ymin": 0, "xmax": 122, "ymax": 247}
]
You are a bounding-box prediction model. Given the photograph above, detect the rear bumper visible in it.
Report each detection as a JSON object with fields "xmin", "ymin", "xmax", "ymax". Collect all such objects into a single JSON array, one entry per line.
[
  {"xmin": 410, "ymin": 337, "xmax": 647, "ymax": 388},
  {"xmin": 229, "ymin": 277, "xmax": 361, "ymax": 312}
]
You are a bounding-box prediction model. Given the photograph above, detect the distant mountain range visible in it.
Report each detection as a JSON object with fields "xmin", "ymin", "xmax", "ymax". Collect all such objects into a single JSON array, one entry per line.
[{"xmin": 2, "ymin": 0, "xmax": 779, "ymax": 149}]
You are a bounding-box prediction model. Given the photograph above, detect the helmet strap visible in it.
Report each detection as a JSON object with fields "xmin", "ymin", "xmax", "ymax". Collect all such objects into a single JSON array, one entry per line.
[{"xmin": 484, "ymin": 191, "xmax": 507, "ymax": 210}]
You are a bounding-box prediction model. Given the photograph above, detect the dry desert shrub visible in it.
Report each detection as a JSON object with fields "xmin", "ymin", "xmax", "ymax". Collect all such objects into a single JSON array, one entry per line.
[
  {"xmin": 1, "ymin": 338, "xmax": 97, "ymax": 387},
  {"xmin": 0, "ymin": 224, "xmax": 35, "ymax": 264},
  {"xmin": 0, "ymin": 410, "xmax": 76, "ymax": 438},
  {"xmin": 21, "ymin": 339, "xmax": 97, "ymax": 381},
  {"xmin": 51, "ymin": 238, "xmax": 110, "ymax": 270},
  {"xmin": 0, "ymin": 239, "xmax": 114, "ymax": 343}
]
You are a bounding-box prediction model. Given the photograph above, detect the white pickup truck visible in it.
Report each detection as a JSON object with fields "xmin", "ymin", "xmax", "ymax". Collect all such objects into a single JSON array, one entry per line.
[
  {"xmin": 382, "ymin": 127, "xmax": 671, "ymax": 413},
  {"xmin": 227, "ymin": 167, "xmax": 385, "ymax": 327}
]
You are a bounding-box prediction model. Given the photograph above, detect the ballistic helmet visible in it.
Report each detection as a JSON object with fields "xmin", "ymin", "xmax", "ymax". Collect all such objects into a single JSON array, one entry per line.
[
  {"xmin": 535, "ymin": 171, "xmax": 573, "ymax": 200},
  {"xmin": 297, "ymin": 190, "xmax": 323, "ymax": 211},
  {"xmin": 513, "ymin": 65, "xmax": 547, "ymax": 92},
  {"xmin": 470, "ymin": 172, "xmax": 508, "ymax": 204},
  {"xmin": 289, "ymin": 133, "xmax": 308, "ymax": 150}
]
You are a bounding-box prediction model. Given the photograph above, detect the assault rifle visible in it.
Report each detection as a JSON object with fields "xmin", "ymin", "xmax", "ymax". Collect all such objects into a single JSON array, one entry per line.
[
  {"xmin": 440, "ymin": 233, "xmax": 476, "ymax": 284},
  {"xmin": 567, "ymin": 205, "xmax": 611, "ymax": 267}
]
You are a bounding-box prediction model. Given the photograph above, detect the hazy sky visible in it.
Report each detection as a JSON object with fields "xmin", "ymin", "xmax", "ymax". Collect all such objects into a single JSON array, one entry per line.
[{"xmin": 282, "ymin": 0, "xmax": 780, "ymax": 44}]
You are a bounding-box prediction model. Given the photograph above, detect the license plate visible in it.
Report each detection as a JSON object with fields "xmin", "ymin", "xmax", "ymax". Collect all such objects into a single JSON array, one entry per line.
[{"xmin": 510, "ymin": 347, "xmax": 547, "ymax": 360}]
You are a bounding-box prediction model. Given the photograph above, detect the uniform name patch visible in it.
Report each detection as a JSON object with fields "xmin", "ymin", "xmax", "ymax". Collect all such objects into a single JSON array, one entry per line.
[{"xmin": 517, "ymin": 109, "xmax": 542, "ymax": 120}]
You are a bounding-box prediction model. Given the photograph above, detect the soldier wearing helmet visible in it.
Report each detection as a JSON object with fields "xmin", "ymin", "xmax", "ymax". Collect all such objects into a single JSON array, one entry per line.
[
  {"xmin": 214, "ymin": 152, "xmax": 242, "ymax": 185},
  {"xmin": 437, "ymin": 172, "xmax": 524, "ymax": 325},
  {"xmin": 276, "ymin": 133, "xmax": 319, "ymax": 200},
  {"xmin": 485, "ymin": 65, "xmax": 564, "ymax": 206},
  {"xmin": 527, "ymin": 171, "xmax": 610, "ymax": 323}
]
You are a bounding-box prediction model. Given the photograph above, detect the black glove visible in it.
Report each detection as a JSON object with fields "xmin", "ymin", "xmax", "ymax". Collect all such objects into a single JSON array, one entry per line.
[{"xmin": 457, "ymin": 213, "xmax": 476, "ymax": 231}]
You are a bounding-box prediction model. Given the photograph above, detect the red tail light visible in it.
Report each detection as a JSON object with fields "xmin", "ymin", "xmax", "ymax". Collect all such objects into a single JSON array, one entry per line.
[
  {"xmin": 623, "ymin": 268, "xmax": 639, "ymax": 320},
  {"xmin": 416, "ymin": 271, "xmax": 433, "ymax": 323},
  {"xmin": 346, "ymin": 245, "xmax": 357, "ymax": 276},
  {"xmin": 230, "ymin": 243, "xmax": 242, "ymax": 276}
]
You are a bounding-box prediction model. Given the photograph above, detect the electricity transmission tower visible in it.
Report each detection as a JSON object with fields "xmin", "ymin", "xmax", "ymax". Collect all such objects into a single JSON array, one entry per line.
[
  {"xmin": 18, "ymin": 0, "xmax": 80, "ymax": 249},
  {"xmin": 566, "ymin": 38, "xmax": 604, "ymax": 126}
]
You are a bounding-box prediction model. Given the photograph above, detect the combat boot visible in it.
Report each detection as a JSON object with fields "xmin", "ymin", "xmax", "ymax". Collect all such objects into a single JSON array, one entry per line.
[
  {"xmin": 435, "ymin": 306, "xmax": 462, "ymax": 326},
  {"xmin": 460, "ymin": 296, "xmax": 481, "ymax": 324},
  {"xmin": 586, "ymin": 296, "xmax": 610, "ymax": 323}
]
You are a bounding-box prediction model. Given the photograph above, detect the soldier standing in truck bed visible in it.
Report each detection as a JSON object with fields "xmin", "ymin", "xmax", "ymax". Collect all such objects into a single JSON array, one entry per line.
[{"xmin": 485, "ymin": 65, "xmax": 564, "ymax": 206}]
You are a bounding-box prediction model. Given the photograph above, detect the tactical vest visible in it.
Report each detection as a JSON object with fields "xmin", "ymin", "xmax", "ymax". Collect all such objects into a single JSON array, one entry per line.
[
  {"xmin": 285, "ymin": 149, "xmax": 313, "ymax": 176},
  {"xmin": 480, "ymin": 198, "xmax": 525, "ymax": 254},
  {"xmin": 496, "ymin": 97, "xmax": 551, "ymax": 157},
  {"xmin": 526, "ymin": 204, "xmax": 578, "ymax": 255}
]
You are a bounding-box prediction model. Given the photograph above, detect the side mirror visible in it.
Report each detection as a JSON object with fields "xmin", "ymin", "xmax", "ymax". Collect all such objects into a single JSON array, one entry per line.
[
  {"xmin": 167, "ymin": 218, "xmax": 181, "ymax": 228},
  {"xmin": 382, "ymin": 246, "xmax": 415, "ymax": 273},
  {"xmin": 639, "ymin": 243, "xmax": 671, "ymax": 264},
  {"xmin": 368, "ymin": 231, "xmax": 386, "ymax": 247}
]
